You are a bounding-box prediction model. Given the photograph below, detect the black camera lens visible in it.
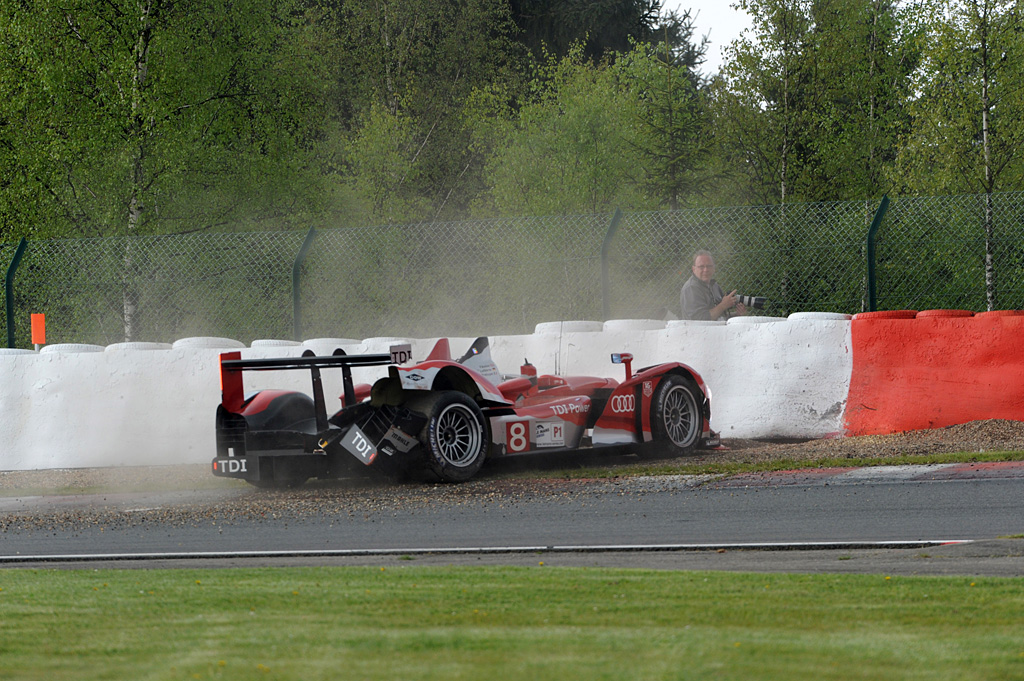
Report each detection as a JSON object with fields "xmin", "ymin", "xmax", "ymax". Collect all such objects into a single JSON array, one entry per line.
[{"xmin": 736, "ymin": 295, "xmax": 766, "ymax": 309}]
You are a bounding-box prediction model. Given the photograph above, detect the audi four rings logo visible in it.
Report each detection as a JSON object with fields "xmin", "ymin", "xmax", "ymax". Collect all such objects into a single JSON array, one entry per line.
[{"xmin": 610, "ymin": 394, "xmax": 635, "ymax": 413}]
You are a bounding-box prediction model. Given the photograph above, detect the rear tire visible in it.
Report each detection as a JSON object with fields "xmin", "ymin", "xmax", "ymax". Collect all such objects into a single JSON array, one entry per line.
[
  {"xmin": 650, "ymin": 374, "xmax": 702, "ymax": 455},
  {"xmin": 417, "ymin": 392, "xmax": 489, "ymax": 482}
]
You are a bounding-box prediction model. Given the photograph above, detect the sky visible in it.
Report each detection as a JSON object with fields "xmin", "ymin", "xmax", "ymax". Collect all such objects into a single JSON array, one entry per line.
[{"xmin": 662, "ymin": 1, "xmax": 753, "ymax": 75}]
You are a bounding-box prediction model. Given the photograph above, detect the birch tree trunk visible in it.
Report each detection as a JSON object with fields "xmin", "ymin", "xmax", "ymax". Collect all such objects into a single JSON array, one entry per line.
[
  {"xmin": 979, "ymin": 3, "xmax": 996, "ymax": 311},
  {"xmin": 123, "ymin": 1, "xmax": 158, "ymax": 341}
]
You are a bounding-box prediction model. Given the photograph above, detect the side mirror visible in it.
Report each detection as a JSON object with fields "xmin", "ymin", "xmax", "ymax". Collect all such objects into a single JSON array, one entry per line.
[{"xmin": 611, "ymin": 352, "xmax": 634, "ymax": 380}]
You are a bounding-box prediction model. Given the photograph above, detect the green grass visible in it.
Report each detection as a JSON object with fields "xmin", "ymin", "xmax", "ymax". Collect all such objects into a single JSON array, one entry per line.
[{"xmin": 1, "ymin": 566, "xmax": 1022, "ymax": 680}]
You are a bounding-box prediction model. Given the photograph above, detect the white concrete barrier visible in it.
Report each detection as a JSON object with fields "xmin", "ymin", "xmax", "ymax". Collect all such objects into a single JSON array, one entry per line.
[
  {"xmin": 2, "ymin": 345, "xmax": 218, "ymax": 470},
  {"xmin": 1, "ymin": 317, "xmax": 855, "ymax": 470}
]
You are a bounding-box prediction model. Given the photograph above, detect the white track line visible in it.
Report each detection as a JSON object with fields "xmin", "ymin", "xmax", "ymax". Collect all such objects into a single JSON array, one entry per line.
[{"xmin": 0, "ymin": 540, "xmax": 973, "ymax": 563}]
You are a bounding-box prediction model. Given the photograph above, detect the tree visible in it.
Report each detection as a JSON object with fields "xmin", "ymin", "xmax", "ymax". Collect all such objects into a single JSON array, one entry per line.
[
  {"xmin": 335, "ymin": 0, "xmax": 520, "ymax": 224},
  {"xmin": 470, "ymin": 45, "xmax": 645, "ymax": 216},
  {"xmin": 509, "ymin": 0, "xmax": 663, "ymax": 60},
  {"xmin": 710, "ymin": 0, "xmax": 921, "ymax": 313},
  {"xmin": 346, "ymin": 102, "xmax": 431, "ymax": 220},
  {"xmin": 468, "ymin": 8, "xmax": 717, "ymax": 215},
  {"xmin": 800, "ymin": 0, "xmax": 920, "ymax": 199},
  {"xmin": 892, "ymin": 0, "xmax": 1024, "ymax": 310},
  {"xmin": 0, "ymin": 0, "xmax": 340, "ymax": 240},
  {"xmin": 621, "ymin": 11, "xmax": 713, "ymax": 209},
  {"xmin": 0, "ymin": 0, "xmax": 341, "ymax": 339},
  {"xmin": 713, "ymin": 0, "xmax": 918, "ymax": 205},
  {"xmin": 896, "ymin": 0, "xmax": 1024, "ymax": 196},
  {"xmin": 714, "ymin": 0, "xmax": 815, "ymax": 206}
]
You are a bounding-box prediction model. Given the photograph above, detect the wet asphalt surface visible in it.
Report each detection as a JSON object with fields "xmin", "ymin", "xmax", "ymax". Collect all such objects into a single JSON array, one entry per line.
[{"xmin": 1, "ymin": 461, "xmax": 1022, "ymax": 576}]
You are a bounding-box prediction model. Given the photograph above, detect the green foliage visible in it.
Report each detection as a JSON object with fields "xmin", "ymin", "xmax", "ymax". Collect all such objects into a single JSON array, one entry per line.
[
  {"xmin": 7, "ymin": 0, "xmax": 1024, "ymax": 336},
  {"xmin": 0, "ymin": 0, "xmax": 341, "ymax": 241},
  {"xmin": 471, "ymin": 45, "xmax": 647, "ymax": 215},
  {"xmin": 872, "ymin": 193, "xmax": 1024, "ymax": 312},
  {"xmin": 893, "ymin": 0, "xmax": 1024, "ymax": 195},
  {"xmin": 714, "ymin": 0, "xmax": 813, "ymax": 205},
  {"xmin": 509, "ymin": 0, "xmax": 664, "ymax": 61},
  {"xmin": 706, "ymin": 1, "xmax": 925, "ymax": 313},
  {"xmin": 333, "ymin": 0, "xmax": 521, "ymax": 223},
  {"xmin": 798, "ymin": 0, "xmax": 921, "ymax": 199},
  {"xmin": 619, "ymin": 29, "xmax": 712, "ymax": 209},
  {"xmin": 888, "ymin": 0, "xmax": 1024, "ymax": 310},
  {"xmin": 3, "ymin": 0, "xmax": 1024, "ymax": 242},
  {"xmin": 346, "ymin": 102, "xmax": 431, "ymax": 223},
  {"xmin": 715, "ymin": 0, "xmax": 920, "ymax": 205}
]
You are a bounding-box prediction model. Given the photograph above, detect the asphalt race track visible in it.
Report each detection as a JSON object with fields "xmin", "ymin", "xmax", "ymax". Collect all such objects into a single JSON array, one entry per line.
[{"xmin": 1, "ymin": 463, "xmax": 1023, "ymax": 575}]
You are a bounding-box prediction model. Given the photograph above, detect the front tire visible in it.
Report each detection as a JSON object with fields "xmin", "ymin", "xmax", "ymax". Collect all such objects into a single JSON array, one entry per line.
[
  {"xmin": 650, "ymin": 374, "xmax": 702, "ymax": 455},
  {"xmin": 417, "ymin": 392, "xmax": 489, "ymax": 482}
]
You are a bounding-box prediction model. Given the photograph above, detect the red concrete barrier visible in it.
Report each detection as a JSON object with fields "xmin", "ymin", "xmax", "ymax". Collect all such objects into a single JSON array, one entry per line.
[
  {"xmin": 852, "ymin": 310, "xmax": 917, "ymax": 320},
  {"xmin": 915, "ymin": 309, "xmax": 974, "ymax": 318},
  {"xmin": 845, "ymin": 311, "xmax": 1024, "ymax": 435},
  {"xmin": 976, "ymin": 309, "xmax": 1024, "ymax": 317}
]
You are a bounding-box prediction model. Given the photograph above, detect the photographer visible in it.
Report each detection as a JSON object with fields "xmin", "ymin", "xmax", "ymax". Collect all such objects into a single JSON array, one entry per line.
[{"xmin": 680, "ymin": 251, "xmax": 749, "ymax": 321}]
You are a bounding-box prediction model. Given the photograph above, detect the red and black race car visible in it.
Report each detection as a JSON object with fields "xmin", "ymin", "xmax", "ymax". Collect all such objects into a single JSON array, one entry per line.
[{"xmin": 212, "ymin": 337, "xmax": 718, "ymax": 486}]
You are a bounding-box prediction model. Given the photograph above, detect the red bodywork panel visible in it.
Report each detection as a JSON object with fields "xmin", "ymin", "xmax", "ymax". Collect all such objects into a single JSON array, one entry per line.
[
  {"xmin": 592, "ymin": 363, "xmax": 707, "ymax": 442},
  {"xmin": 241, "ymin": 390, "xmax": 298, "ymax": 415},
  {"xmin": 424, "ymin": 338, "xmax": 451, "ymax": 361},
  {"xmin": 220, "ymin": 351, "xmax": 244, "ymax": 413},
  {"xmin": 505, "ymin": 396, "xmax": 593, "ymax": 428},
  {"xmin": 504, "ymin": 375, "xmax": 618, "ymax": 407}
]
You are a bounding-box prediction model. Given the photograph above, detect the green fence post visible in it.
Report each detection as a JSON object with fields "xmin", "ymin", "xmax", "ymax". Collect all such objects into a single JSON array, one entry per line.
[
  {"xmin": 601, "ymin": 208, "xmax": 623, "ymax": 320},
  {"xmin": 5, "ymin": 238, "xmax": 28, "ymax": 349},
  {"xmin": 292, "ymin": 227, "xmax": 318, "ymax": 341},
  {"xmin": 865, "ymin": 195, "xmax": 890, "ymax": 312}
]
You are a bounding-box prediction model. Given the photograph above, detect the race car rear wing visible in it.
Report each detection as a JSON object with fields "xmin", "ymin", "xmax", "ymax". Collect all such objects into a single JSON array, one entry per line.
[{"xmin": 219, "ymin": 344, "xmax": 412, "ymax": 431}]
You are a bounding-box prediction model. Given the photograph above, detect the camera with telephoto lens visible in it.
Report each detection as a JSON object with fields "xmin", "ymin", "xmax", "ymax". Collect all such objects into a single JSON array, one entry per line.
[{"xmin": 735, "ymin": 294, "xmax": 766, "ymax": 310}]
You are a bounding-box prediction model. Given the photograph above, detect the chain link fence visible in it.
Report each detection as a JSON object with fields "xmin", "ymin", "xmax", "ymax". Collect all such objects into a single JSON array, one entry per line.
[
  {"xmin": 875, "ymin": 193, "xmax": 1024, "ymax": 312},
  {"xmin": 4, "ymin": 192, "xmax": 1024, "ymax": 348}
]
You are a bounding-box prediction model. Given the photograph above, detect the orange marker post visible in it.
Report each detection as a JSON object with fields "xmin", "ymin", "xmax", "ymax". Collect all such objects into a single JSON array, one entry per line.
[{"xmin": 31, "ymin": 313, "xmax": 45, "ymax": 350}]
